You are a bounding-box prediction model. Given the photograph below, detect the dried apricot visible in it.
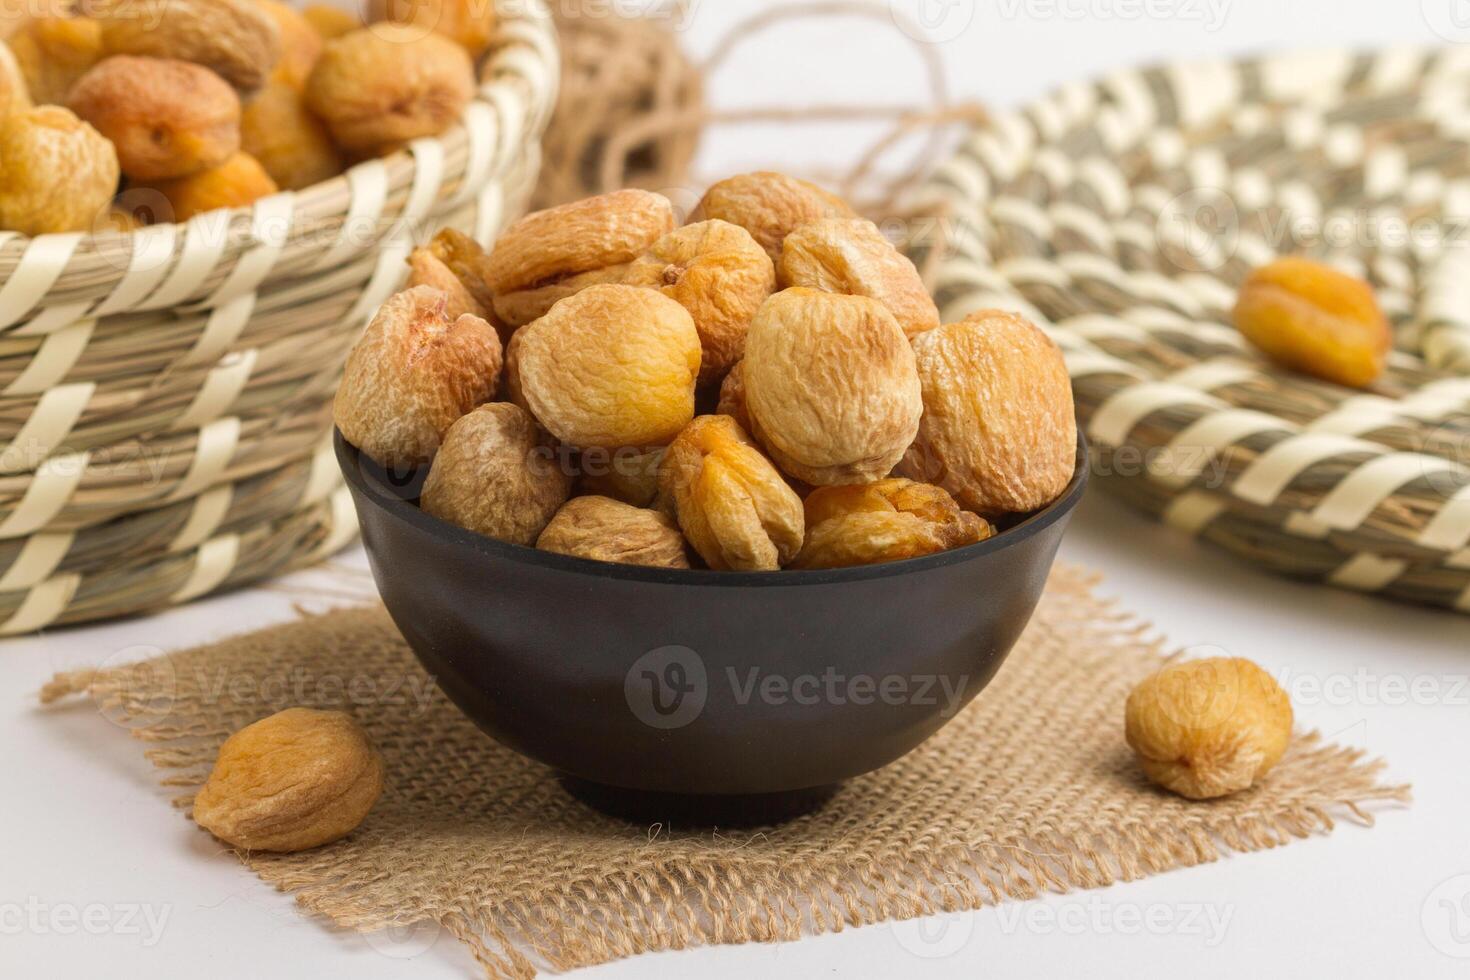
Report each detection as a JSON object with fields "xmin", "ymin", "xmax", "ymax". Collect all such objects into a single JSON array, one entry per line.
[
  {"xmin": 791, "ymin": 479, "xmax": 991, "ymax": 570},
  {"xmin": 1125, "ymin": 657, "xmax": 1293, "ymax": 800},
  {"xmin": 89, "ymin": 0, "xmax": 281, "ymax": 93},
  {"xmin": 193, "ymin": 708, "xmax": 383, "ymax": 853},
  {"xmin": 406, "ymin": 242, "xmax": 487, "ymax": 322},
  {"xmin": 370, "ymin": 0, "xmax": 497, "ymax": 57},
  {"xmin": 715, "ymin": 359, "xmax": 751, "ymax": 432},
  {"xmin": 780, "ymin": 217, "xmax": 939, "ymax": 339},
  {"xmin": 305, "ymin": 24, "xmax": 473, "ymax": 156},
  {"xmin": 0, "ymin": 105, "xmax": 118, "ymax": 234},
  {"xmin": 239, "ymin": 79, "xmax": 342, "ymax": 190},
  {"xmin": 421, "ymin": 402, "xmax": 572, "ymax": 545},
  {"xmin": 510, "ymin": 284, "xmax": 700, "ymax": 450},
  {"xmin": 691, "ymin": 171, "xmax": 854, "ymax": 264},
  {"xmin": 302, "ymin": 3, "xmax": 357, "ymax": 39},
  {"xmin": 485, "ymin": 189, "xmax": 676, "ymax": 327},
  {"xmin": 742, "ymin": 288, "xmax": 922, "ymax": 486},
  {"xmin": 624, "ymin": 219, "xmax": 776, "ymax": 386},
  {"xmin": 1233, "ymin": 256, "xmax": 1390, "ymax": 389},
  {"xmin": 7, "ymin": 15, "xmax": 103, "ymax": 105},
  {"xmin": 142, "ymin": 150, "xmax": 277, "ymax": 220},
  {"xmin": 537, "ymin": 495, "xmax": 690, "ymax": 569},
  {"xmin": 333, "ymin": 285, "xmax": 502, "ymax": 468},
  {"xmin": 257, "ymin": 0, "xmax": 320, "ymax": 91},
  {"xmin": 0, "ymin": 30, "xmax": 30, "ymax": 117},
  {"xmin": 659, "ymin": 414, "xmax": 805, "ymax": 571},
  {"xmin": 577, "ymin": 447, "xmax": 665, "ymax": 509},
  {"xmin": 899, "ymin": 310, "xmax": 1077, "ymax": 516},
  {"xmin": 68, "ymin": 55, "xmax": 239, "ymax": 180}
]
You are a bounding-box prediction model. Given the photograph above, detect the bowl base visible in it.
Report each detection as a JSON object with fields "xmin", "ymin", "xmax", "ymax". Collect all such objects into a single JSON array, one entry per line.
[{"xmin": 559, "ymin": 776, "xmax": 840, "ymax": 827}]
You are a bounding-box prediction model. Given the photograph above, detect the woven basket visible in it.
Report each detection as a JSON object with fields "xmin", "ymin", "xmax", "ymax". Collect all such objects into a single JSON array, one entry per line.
[
  {"xmin": 911, "ymin": 47, "xmax": 1470, "ymax": 613},
  {"xmin": 0, "ymin": 3, "xmax": 559, "ymax": 634}
]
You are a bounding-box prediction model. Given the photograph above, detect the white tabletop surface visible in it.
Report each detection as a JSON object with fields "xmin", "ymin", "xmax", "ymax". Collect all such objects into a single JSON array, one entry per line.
[{"xmin": 5, "ymin": 1, "xmax": 1469, "ymax": 977}]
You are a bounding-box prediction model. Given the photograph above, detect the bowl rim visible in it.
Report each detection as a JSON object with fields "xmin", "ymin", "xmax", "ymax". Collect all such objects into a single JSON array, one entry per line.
[{"xmin": 336, "ymin": 428, "xmax": 1088, "ymax": 589}]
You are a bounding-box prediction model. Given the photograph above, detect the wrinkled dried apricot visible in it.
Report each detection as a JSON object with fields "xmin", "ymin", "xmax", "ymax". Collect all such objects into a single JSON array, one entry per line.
[
  {"xmin": 624, "ymin": 219, "xmax": 776, "ymax": 386},
  {"xmin": 510, "ymin": 284, "xmax": 700, "ymax": 450},
  {"xmin": 1233, "ymin": 257, "xmax": 1390, "ymax": 389},
  {"xmin": 899, "ymin": 310, "xmax": 1076, "ymax": 516},
  {"xmin": 406, "ymin": 244, "xmax": 487, "ymax": 322},
  {"xmin": 0, "ymin": 31, "xmax": 30, "ymax": 117},
  {"xmin": 780, "ymin": 217, "xmax": 939, "ymax": 339},
  {"xmin": 0, "ymin": 105, "xmax": 118, "ymax": 234},
  {"xmin": 659, "ymin": 414, "xmax": 805, "ymax": 571},
  {"xmin": 239, "ymin": 79, "xmax": 341, "ymax": 190},
  {"xmin": 742, "ymin": 288, "xmax": 922, "ymax": 486},
  {"xmin": 193, "ymin": 708, "xmax": 383, "ymax": 853},
  {"xmin": 792, "ymin": 479, "xmax": 991, "ymax": 570},
  {"xmin": 691, "ymin": 171, "xmax": 855, "ymax": 264},
  {"xmin": 1126, "ymin": 657, "xmax": 1293, "ymax": 800},
  {"xmin": 142, "ymin": 150, "xmax": 277, "ymax": 220},
  {"xmin": 577, "ymin": 447, "xmax": 665, "ymax": 509},
  {"xmin": 370, "ymin": 0, "xmax": 497, "ymax": 57},
  {"xmin": 67, "ymin": 55, "xmax": 239, "ymax": 180},
  {"xmin": 302, "ymin": 3, "xmax": 358, "ymax": 39},
  {"xmin": 537, "ymin": 495, "xmax": 690, "ymax": 569},
  {"xmin": 257, "ymin": 0, "xmax": 320, "ymax": 90},
  {"xmin": 421, "ymin": 402, "xmax": 572, "ymax": 545},
  {"xmin": 89, "ymin": 0, "xmax": 280, "ymax": 93},
  {"xmin": 305, "ymin": 24, "xmax": 473, "ymax": 156},
  {"xmin": 7, "ymin": 15, "xmax": 103, "ymax": 105},
  {"xmin": 485, "ymin": 189, "xmax": 676, "ymax": 328},
  {"xmin": 333, "ymin": 285, "xmax": 502, "ymax": 468}
]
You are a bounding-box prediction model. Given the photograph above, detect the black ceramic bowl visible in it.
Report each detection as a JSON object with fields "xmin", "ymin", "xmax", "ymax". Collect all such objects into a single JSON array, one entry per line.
[{"xmin": 337, "ymin": 431, "xmax": 1087, "ymax": 824}]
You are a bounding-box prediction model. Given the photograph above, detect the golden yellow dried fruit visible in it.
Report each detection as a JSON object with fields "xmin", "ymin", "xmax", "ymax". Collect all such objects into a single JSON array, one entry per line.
[
  {"xmin": 369, "ymin": 0, "xmax": 497, "ymax": 57},
  {"xmin": 792, "ymin": 479, "xmax": 992, "ymax": 570},
  {"xmin": 691, "ymin": 171, "xmax": 855, "ymax": 264},
  {"xmin": 305, "ymin": 24, "xmax": 473, "ymax": 156},
  {"xmin": 742, "ymin": 288, "xmax": 921, "ymax": 486},
  {"xmin": 257, "ymin": 0, "xmax": 320, "ymax": 90},
  {"xmin": 406, "ymin": 243, "xmax": 487, "ymax": 322},
  {"xmin": 192, "ymin": 708, "xmax": 384, "ymax": 853},
  {"xmin": 485, "ymin": 189, "xmax": 676, "ymax": 327},
  {"xmin": 7, "ymin": 15, "xmax": 103, "ymax": 105},
  {"xmin": 67, "ymin": 55, "xmax": 240, "ymax": 180},
  {"xmin": 0, "ymin": 33, "xmax": 31, "ymax": 117},
  {"xmin": 899, "ymin": 310, "xmax": 1076, "ymax": 517},
  {"xmin": 1233, "ymin": 256, "xmax": 1390, "ymax": 389},
  {"xmin": 715, "ymin": 359, "xmax": 751, "ymax": 432},
  {"xmin": 401, "ymin": 227, "xmax": 500, "ymax": 330},
  {"xmin": 239, "ymin": 79, "xmax": 342, "ymax": 190},
  {"xmin": 302, "ymin": 3, "xmax": 358, "ymax": 40},
  {"xmin": 780, "ymin": 217, "xmax": 939, "ymax": 339},
  {"xmin": 421, "ymin": 401, "xmax": 572, "ymax": 545},
  {"xmin": 624, "ymin": 219, "xmax": 776, "ymax": 386},
  {"xmin": 1125, "ymin": 657, "xmax": 1293, "ymax": 801},
  {"xmin": 0, "ymin": 104, "xmax": 117, "ymax": 234},
  {"xmin": 577, "ymin": 447, "xmax": 665, "ymax": 509},
  {"xmin": 658, "ymin": 414, "xmax": 805, "ymax": 571},
  {"xmin": 537, "ymin": 495, "xmax": 690, "ymax": 569},
  {"xmin": 142, "ymin": 150, "xmax": 277, "ymax": 220},
  {"xmin": 90, "ymin": 0, "xmax": 280, "ymax": 93},
  {"xmin": 511, "ymin": 284, "xmax": 700, "ymax": 451},
  {"xmin": 334, "ymin": 285, "xmax": 502, "ymax": 468}
]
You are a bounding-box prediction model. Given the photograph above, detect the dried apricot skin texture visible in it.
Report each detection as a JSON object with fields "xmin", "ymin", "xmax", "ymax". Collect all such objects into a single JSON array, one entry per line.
[
  {"xmin": 370, "ymin": 0, "xmax": 498, "ymax": 56},
  {"xmin": 691, "ymin": 171, "xmax": 855, "ymax": 264},
  {"xmin": 659, "ymin": 414, "xmax": 805, "ymax": 571},
  {"xmin": 7, "ymin": 16, "xmax": 103, "ymax": 105},
  {"xmin": 142, "ymin": 150, "xmax": 277, "ymax": 220},
  {"xmin": 537, "ymin": 495, "xmax": 690, "ymax": 569},
  {"xmin": 407, "ymin": 245, "xmax": 488, "ymax": 323},
  {"xmin": 0, "ymin": 105, "xmax": 118, "ymax": 235},
  {"xmin": 0, "ymin": 39, "xmax": 28, "ymax": 118},
  {"xmin": 743, "ymin": 288, "xmax": 922, "ymax": 486},
  {"xmin": 257, "ymin": 0, "xmax": 321, "ymax": 91},
  {"xmin": 578, "ymin": 447, "xmax": 666, "ymax": 509},
  {"xmin": 333, "ymin": 285, "xmax": 503, "ymax": 468},
  {"xmin": 421, "ymin": 402, "xmax": 573, "ymax": 546},
  {"xmin": 899, "ymin": 310, "xmax": 1077, "ymax": 517},
  {"xmin": 192, "ymin": 708, "xmax": 384, "ymax": 853},
  {"xmin": 624, "ymin": 219, "xmax": 776, "ymax": 386},
  {"xmin": 1233, "ymin": 257, "xmax": 1390, "ymax": 389},
  {"xmin": 792, "ymin": 479, "xmax": 992, "ymax": 570},
  {"xmin": 512, "ymin": 284, "xmax": 701, "ymax": 451},
  {"xmin": 68, "ymin": 55, "xmax": 240, "ymax": 181},
  {"xmin": 239, "ymin": 80, "xmax": 342, "ymax": 190},
  {"xmin": 303, "ymin": 4, "xmax": 358, "ymax": 39},
  {"xmin": 1125, "ymin": 658, "xmax": 1293, "ymax": 800},
  {"xmin": 485, "ymin": 189, "xmax": 676, "ymax": 326},
  {"xmin": 305, "ymin": 25, "xmax": 473, "ymax": 155},
  {"xmin": 780, "ymin": 217, "xmax": 939, "ymax": 339},
  {"xmin": 90, "ymin": 0, "xmax": 281, "ymax": 93}
]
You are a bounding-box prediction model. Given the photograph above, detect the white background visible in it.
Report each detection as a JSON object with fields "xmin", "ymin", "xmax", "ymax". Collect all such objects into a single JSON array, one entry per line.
[{"xmin": 5, "ymin": 0, "xmax": 1470, "ymax": 976}]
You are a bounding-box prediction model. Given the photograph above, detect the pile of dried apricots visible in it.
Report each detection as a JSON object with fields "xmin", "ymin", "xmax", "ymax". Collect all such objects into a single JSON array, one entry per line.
[
  {"xmin": 0, "ymin": 0, "xmax": 491, "ymax": 234},
  {"xmin": 334, "ymin": 172, "xmax": 1081, "ymax": 572}
]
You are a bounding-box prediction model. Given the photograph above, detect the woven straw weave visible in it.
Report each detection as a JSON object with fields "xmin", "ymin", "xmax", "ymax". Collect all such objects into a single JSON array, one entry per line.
[
  {"xmin": 911, "ymin": 47, "xmax": 1470, "ymax": 613},
  {"xmin": 0, "ymin": 3, "xmax": 560, "ymax": 634}
]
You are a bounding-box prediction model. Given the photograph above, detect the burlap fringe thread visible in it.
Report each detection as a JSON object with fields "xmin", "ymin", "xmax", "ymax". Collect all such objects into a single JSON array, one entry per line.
[{"xmin": 41, "ymin": 565, "xmax": 1408, "ymax": 978}]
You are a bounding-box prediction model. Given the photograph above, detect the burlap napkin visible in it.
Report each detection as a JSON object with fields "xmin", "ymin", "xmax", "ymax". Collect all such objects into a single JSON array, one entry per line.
[{"xmin": 42, "ymin": 565, "xmax": 1407, "ymax": 978}]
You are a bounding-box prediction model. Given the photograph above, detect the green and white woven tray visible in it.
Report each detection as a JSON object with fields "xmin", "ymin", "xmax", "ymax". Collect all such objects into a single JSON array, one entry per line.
[{"xmin": 911, "ymin": 47, "xmax": 1470, "ymax": 613}]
